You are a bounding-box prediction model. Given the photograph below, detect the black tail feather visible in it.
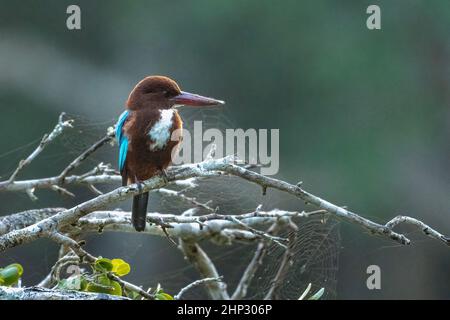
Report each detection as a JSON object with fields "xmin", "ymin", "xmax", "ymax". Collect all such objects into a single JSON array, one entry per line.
[{"xmin": 132, "ymin": 191, "xmax": 149, "ymax": 232}]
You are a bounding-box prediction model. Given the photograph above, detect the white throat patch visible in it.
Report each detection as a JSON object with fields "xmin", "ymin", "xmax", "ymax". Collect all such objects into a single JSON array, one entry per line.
[{"xmin": 148, "ymin": 109, "xmax": 174, "ymax": 151}]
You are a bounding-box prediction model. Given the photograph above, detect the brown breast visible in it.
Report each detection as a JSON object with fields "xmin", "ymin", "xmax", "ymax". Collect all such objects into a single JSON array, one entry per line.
[{"xmin": 124, "ymin": 109, "xmax": 183, "ymax": 181}]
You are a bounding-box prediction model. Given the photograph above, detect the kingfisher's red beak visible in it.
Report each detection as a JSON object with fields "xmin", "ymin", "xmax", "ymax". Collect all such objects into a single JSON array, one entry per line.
[{"xmin": 171, "ymin": 91, "xmax": 225, "ymax": 107}]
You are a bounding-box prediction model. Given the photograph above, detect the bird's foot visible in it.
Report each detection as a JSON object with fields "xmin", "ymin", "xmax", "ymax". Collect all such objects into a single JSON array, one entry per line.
[
  {"xmin": 160, "ymin": 169, "xmax": 169, "ymax": 184},
  {"xmin": 136, "ymin": 180, "xmax": 143, "ymax": 193}
]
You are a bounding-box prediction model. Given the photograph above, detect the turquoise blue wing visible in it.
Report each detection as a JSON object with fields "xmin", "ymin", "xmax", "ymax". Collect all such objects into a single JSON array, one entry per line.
[{"xmin": 115, "ymin": 110, "xmax": 129, "ymax": 172}]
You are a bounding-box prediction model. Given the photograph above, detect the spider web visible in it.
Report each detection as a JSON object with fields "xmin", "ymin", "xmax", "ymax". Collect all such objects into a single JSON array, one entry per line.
[
  {"xmin": 245, "ymin": 217, "xmax": 340, "ymax": 300},
  {"xmin": 148, "ymin": 173, "xmax": 340, "ymax": 300},
  {"xmin": 150, "ymin": 107, "xmax": 340, "ymax": 299},
  {"xmin": 69, "ymin": 109, "xmax": 340, "ymax": 300},
  {"xmin": 2, "ymin": 109, "xmax": 341, "ymax": 299},
  {"xmin": 0, "ymin": 113, "xmax": 116, "ymax": 179}
]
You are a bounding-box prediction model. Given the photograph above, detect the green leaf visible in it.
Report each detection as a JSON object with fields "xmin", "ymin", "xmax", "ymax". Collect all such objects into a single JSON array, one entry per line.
[
  {"xmin": 85, "ymin": 282, "xmax": 114, "ymax": 295},
  {"xmin": 155, "ymin": 292, "xmax": 174, "ymax": 300},
  {"xmin": 111, "ymin": 259, "xmax": 131, "ymax": 277},
  {"xmin": 85, "ymin": 275, "xmax": 122, "ymax": 296},
  {"xmin": 0, "ymin": 263, "xmax": 24, "ymax": 286},
  {"xmin": 94, "ymin": 258, "xmax": 113, "ymax": 272},
  {"xmin": 86, "ymin": 282, "xmax": 113, "ymax": 294},
  {"xmin": 95, "ymin": 274, "xmax": 112, "ymax": 286},
  {"xmin": 124, "ymin": 289, "xmax": 141, "ymax": 300},
  {"xmin": 109, "ymin": 280, "xmax": 123, "ymax": 296},
  {"xmin": 7, "ymin": 264, "xmax": 23, "ymax": 277},
  {"xmin": 308, "ymin": 288, "xmax": 325, "ymax": 300},
  {"xmin": 79, "ymin": 277, "xmax": 88, "ymax": 291}
]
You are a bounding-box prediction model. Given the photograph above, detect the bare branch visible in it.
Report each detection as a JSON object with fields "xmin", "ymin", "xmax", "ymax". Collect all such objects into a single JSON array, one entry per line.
[
  {"xmin": 229, "ymin": 216, "xmax": 288, "ymax": 248},
  {"xmin": 37, "ymin": 253, "xmax": 80, "ymax": 288},
  {"xmin": 231, "ymin": 222, "xmax": 281, "ymax": 300},
  {"xmin": 0, "ymin": 286, "xmax": 128, "ymax": 300},
  {"xmin": 2, "ymin": 118, "xmax": 450, "ymax": 302},
  {"xmin": 385, "ymin": 215, "xmax": 450, "ymax": 246},
  {"xmin": 0, "ymin": 172, "xmax": 121, "ymax": 192},
  {"xmin": 179, "ymin": 240, "xmax": 229, "ymax": 300},
  {"xmin": 231, "ymin": 242, "xmax": 265, "ymax": 300},
  {"xmin": 107, "ymin": 272, "xmax": 155, "ymax": 300},
  {"xmin": 50, "ymin": 185, "xmax": 75, "ymax": 198},
  {"xmin": 0, "ymin": 207, "xmax": 323, "ymax": 244},
  {"xmin": 57, "ymin": 133, "xmax": 114, "ymax": 183},
  {"xmin": 5, "ymin": 113, "xmax": 73, "ymax": 184},
  {"xmin": 1, "ymin": 152, "xmax": 449, "ymax": 251},
  {"xmin": 155, "ymin": 188, "xmax": 215, "ymax": 212},
  {"xmin": 1, "ymin": 119, "xmax": 447, "ymax": 249},
  {"xmin": 174, "ymin": 276, "xmax": 223, "ymax": 300},
  {"xmin": 0, "ymin": 208, "xmax": 65, "ymax": 235},
  {"xmin": 47, "ymin": 232, "xmax": 96, "ymax": 262},
  {"xmin": 45, "ymin": 231, "xmax": 156, "ymax": 299}
]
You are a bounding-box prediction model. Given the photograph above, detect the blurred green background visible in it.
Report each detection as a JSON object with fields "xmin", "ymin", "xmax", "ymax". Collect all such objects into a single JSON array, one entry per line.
[{"xmin": 0, "ymin": 0, "xmax": 449, "ymax": 299}]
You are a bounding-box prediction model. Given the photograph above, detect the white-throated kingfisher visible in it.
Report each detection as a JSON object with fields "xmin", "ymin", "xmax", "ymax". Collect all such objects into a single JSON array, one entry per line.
[{"xmin": 116, "ymin": 76, "xmax": 224, "ymax": 231}]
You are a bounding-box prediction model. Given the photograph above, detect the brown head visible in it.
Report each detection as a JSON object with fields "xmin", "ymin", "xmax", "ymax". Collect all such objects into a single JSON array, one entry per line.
[{"xmin": 126, "ymin": 76, "xmax": 225, "ymax": 110}]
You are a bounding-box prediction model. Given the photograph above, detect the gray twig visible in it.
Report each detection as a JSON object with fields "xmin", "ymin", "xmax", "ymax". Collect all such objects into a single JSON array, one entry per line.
[
  {"xmin": 5, "ymin": 113, "xmax": 73, "ymax": 184},
  {"xmin": 174, "ymin": 276, "xmax": 223, "ymax": 300},
  {"xmin": 179, "ymin": 240, "xmax": 230, "ymax": 300},
  {"xmin": 0, "ymin": 286, "xmax": 129, "ymax": 300}
]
